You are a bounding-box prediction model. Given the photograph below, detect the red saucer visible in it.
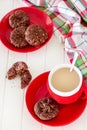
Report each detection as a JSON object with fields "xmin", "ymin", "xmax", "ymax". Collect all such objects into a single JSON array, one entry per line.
[
  {"xmin": 25, "ymin": 72, "xmax": 87, "ymax": 126},
  {"xmin": 0, "ymin": 7, "xmax": 53, "ymax": 53}
]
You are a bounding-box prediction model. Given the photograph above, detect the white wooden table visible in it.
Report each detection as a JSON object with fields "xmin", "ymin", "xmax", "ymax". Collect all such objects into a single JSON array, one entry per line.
[{"xmin": 0, "ymin": 0, "xmax": 87, "ymax": 130}]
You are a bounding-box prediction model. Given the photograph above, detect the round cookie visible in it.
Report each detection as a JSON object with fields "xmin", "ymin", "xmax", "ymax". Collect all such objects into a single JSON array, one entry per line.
[
  {"xmin": 25, "ymin": 24, "xmax": 48, "ymax": 46},
  {"xmin": 34, "ymin": 97, "xmax": 59, "ymax": 120},
  {"xmin": 9, "ymin": 10, "xmax": 30, "ymax": 28},
  {"xmin": 10, "ymin": 26, "xmax": 28, "ymax": 48}
]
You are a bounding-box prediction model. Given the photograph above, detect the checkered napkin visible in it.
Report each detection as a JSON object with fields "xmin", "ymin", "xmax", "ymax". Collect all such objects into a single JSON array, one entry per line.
[{"xmin": 22, "ymin": 0, "xmax": 87, "ymax": 78}]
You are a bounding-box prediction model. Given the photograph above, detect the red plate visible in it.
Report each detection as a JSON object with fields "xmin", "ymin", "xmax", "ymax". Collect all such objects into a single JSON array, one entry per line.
[
  {"xmin": 25, "ymin": 71, "xmax": 87, "ymax": 126},
  {"xmin": 0, "ymin": 7, "xmax": 53, "ymax": 53}
]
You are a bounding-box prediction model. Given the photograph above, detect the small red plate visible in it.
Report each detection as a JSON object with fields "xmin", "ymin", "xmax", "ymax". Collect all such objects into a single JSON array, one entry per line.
[
  {"xmin": 0, "ymin": 7, "xmax": 53, "ymax": 53},
  {"xmin": 25, "ymin": 71, "xmax": 87, "ymax": 126}
]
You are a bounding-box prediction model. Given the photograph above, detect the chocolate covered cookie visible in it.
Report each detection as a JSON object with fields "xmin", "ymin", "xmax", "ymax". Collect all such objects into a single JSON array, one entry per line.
[
  {"xmin": 9, "ymin": 10, "xmax": 30, "ymax": 28},
  {"xmin": 10, "ymin": 26, "xmax": 28, "ymax": 48},
  {"xmin": 34, "ymin": 97, "xmax": 59, "ymax": 120},
  {"xmin": 25, "ymin": 24, "xmax": 48, "ymax": 46}
]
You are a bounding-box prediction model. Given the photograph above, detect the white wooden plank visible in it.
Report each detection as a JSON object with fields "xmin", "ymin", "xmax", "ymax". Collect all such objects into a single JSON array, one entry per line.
[
  {"xmin": 1, "ymin": 50, "xmax": 27, "ymax": 130},
  {"xmin": 0, "ymin": 0, "xmax": 14, "ymax": 129},
  {"xmin": 0, "ymin": 0, "xmax": 14, "ymax": 20},
  {"xmin": 26, "ymin": 46, "xmax": 47, "ymax": 78},
  {"xmin": 45, "ymin": 34, "xmax": 64, "ymax": 71},
  {"xmin": 13, "ymin": 0, "xmax": 25, "ymax": 8},
  {"xmin": 0, "ymin": 42, "xmax": 8, "ymax": 130},
  {"xmin": 43, "ymin": 126, "xmax": 63, "ymax": 130},
  {"xmin": 1, "ymin": 83, "xmax": 24, "ymax": 130},
  {"xmin": 21, "ymin": 101, "xmax": 42, "ymax": 130},
  {"xmin": 0, "ymin": 0, "xmax": 28, "ymax": 128},
  {"xmin": 22, "ymin": 42, "xmax": 47, "ymax": 130}
]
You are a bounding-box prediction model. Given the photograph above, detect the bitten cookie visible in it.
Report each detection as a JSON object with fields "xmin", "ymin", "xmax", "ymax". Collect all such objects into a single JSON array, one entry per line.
[
  {"xmin": 25, "ymin": 24, "xmax": 48, "ymax": 46},
  {"xmin": 13, "ymin": 61, "xmax": 28, "ymax": 75},
  {"xmin": 6, "ymin": 67, "xmax": 17, "ymax": 80},
  {"xmin": 21, "ymin": 70, "xmax": 32, "ymax": 89},
  {"xmin": 34, "ymin": 97, "xmax": 59, "ymax": 120},
  {"xmin": 9, "ymin": 10, "xmax": 30, "ymax": 28},
  {"xmin": 10, "ymin": 26, "xmax": 28, "ymax": 48},
  {"xmin": 6, "ymin": 61, "xmax": 32, "ymax": 89}
]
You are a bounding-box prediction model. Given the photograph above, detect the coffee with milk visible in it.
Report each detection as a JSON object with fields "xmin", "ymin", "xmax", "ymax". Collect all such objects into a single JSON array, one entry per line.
[{"xmin": 51, "ymin": 67, "xmax": 80, "ymax": 92}]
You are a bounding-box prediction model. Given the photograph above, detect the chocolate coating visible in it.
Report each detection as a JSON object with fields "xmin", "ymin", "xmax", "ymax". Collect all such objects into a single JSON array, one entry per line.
[{"xmin": 34, "ymin": 97, "xmax": 59, "ymax": 120}]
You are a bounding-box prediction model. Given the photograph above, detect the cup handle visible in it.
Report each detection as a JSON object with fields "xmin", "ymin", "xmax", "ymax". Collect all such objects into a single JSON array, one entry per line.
[{"xmin": 80, "ymin": 80, "xmax": 87, "ymax": 100}]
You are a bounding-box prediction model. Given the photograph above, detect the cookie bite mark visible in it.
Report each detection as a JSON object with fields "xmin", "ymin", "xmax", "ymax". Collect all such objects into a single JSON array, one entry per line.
[
  {"xmin": 25, "ymin": 24, "xmax": 48, "ymax": 47},
  {"xmin": 6, "ymin": 67, "xmax": 17, "ymax": 80},
  {"xmin": 6, "ymin": 61, "xmax": 32, "ymax": 89},
  {"xmin": 34, "ymin": 97, "xmax": 59, "ymax": 120},
  {"xmin": 9, "ymin": 10, "xmax": 30, "ymax": 28},
  {"xmin": 13, "ymin": 61, "xmax": 28, "ymax": 75},
  {"xmin": 21, "ymin": 70, "xmax": 32, "ymax": 89}
]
